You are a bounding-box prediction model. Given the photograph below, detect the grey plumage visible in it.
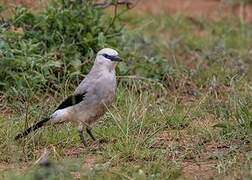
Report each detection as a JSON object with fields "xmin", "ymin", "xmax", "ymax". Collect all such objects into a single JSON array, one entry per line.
[{"xmin": 15, "ymin": 48, "xmax": 122, "ymax": 145}]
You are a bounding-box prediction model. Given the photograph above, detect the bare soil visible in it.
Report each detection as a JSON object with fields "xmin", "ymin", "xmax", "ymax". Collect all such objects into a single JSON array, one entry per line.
[
  {"xmin": 182, "ymin": 160, "xmax": 217, "ymax": 180},
  {"xmin": 134, "ymin": 0, "xmax": 252, "ymax": 21},
  {"xmin": 2, "ymin": 0, "xmax": 252, "ymax": 21}
]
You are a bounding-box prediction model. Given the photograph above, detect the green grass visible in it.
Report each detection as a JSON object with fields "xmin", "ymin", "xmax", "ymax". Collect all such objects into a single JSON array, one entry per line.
[
  {"xmin": 1, "ymin": 78, "xmax": 251, "ymax": 179},
  {"xmin": 1, "ymin": 1, "xmax": 252, "ymax": 179}
]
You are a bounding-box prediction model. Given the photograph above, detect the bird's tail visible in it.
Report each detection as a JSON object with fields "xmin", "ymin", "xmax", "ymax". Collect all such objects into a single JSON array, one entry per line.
[{"xmin": 15, "ymin": 117, "xmax": 51, "ymax": 140}]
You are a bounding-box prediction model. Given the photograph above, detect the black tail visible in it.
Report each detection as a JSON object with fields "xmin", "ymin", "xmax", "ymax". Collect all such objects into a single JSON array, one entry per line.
[{"xmin": 15, "ymin": 118, "xmax": 50, "ymax": 140}]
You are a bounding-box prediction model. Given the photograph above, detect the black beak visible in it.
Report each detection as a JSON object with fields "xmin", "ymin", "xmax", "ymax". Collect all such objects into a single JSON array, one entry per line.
[{"xmin": 111, "ymin": 56, "xmax": 122, "ymax": 62}]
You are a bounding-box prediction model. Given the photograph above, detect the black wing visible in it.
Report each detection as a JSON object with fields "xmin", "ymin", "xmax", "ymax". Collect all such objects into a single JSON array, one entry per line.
[{"xmin": 55, "ymin": 92, "xmax": 86, "ymax": 111}]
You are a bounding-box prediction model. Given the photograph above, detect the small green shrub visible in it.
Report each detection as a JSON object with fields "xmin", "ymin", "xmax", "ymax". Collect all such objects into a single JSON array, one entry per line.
[{"xmin": 0, "ymin": 0, "xmax": 123, "ymax": 93}]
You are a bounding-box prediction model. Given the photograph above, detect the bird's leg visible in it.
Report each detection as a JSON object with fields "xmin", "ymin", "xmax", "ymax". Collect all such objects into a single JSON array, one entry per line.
[
  {"xmin": 86, "ymin": 127, "xmax": 96, "ymax": 141},
  {"xmin": 78, "ymin": 124, "xmax": 87, "ymax": 147}
]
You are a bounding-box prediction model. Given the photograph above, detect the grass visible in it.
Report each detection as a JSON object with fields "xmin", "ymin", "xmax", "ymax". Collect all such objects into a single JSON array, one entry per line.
[{"xmin": 1, "ymin": 1, "xmax": 252, "ymax": 179}]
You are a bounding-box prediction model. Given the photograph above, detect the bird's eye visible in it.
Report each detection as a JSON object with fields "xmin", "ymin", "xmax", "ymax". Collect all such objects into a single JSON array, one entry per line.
[{"xmin": 102, "ymin": 54, "xmax": 110, "ymax": 59}]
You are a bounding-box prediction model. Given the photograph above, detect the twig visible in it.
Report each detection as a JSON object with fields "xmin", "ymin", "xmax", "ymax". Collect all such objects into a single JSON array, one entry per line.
[
  {"xmin": 94, "ymin": 0, "xmax": 137, "ymax": 9},
  {"xmin": 110, "ymin": 0, "xmax": 119, "ymax": 27}
]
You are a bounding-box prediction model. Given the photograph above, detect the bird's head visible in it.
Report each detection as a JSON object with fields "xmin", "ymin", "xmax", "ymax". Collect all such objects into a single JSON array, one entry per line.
[{"xmin": 95, "ymin": 48, "xmax": 122, "ymax": 70}]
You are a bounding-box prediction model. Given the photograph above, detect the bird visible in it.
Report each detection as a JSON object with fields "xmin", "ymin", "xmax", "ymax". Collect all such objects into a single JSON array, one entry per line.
[{"xmin": 15, "ymin": 48, "xmax": 122, "ymax": 146}]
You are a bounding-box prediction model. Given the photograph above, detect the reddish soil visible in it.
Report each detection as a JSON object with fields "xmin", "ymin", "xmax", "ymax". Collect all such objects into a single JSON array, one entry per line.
[
  {"xmin": 134, "ymin": 0, "xmax": 252, "ymax": 21},
  {"xmin": 2, "ymin": 0, "xmax": 252, "ymax": 21},
  {"xmin": 1, "ymin": 0, "xmax": 46, "ymax": 10},
  {"xmin": 182, "ymin": 160, "xmax": 217, "ymax": 180},
  {"xmin": 153, "ymin": 117, "xmax": 227, "ymax": 180}
]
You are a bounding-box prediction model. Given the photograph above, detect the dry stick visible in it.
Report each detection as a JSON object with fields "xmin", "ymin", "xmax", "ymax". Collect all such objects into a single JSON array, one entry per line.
[
  {"xmin": 112, "ymin": 0, "xmax": 119, "ymax": 25},
  {"xmin": 94, "ymin": 0, "xmax": 136, "ymax": 9},
  {"xmin": 104, "ymin": 0, "xmax": 121, "ymax": 34},
  {"xmin": 95, "ymin": 0, "xmax": 137, "ymax": 32}
]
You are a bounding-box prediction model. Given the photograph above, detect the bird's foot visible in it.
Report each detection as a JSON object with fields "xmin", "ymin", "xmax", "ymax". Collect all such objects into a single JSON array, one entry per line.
[
  {"xmin": 97, "ymin": 138, "xmax": 108, "ymax": 144},
  {"xmin": 82, "ymin": 140, "xmax": 88, "ymax": 147}
]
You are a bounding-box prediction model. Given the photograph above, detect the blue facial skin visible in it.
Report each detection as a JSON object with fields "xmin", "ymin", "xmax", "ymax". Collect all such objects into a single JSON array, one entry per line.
[{"xmin": 102, "ymin": 54, "xmax": 122, "ymax": 62}]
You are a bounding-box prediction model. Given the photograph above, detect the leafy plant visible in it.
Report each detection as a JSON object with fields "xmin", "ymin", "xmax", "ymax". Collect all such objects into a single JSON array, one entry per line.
[{"xmin": 0, "ymin": 0, "xmax": 122, "ymax": 93}]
